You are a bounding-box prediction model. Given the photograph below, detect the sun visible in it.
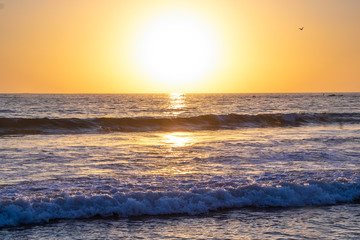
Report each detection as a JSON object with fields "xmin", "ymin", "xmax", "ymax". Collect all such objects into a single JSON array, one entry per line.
[{"xmin": 131, "ymin": 9, "xmax": 221, "ymax": 92}]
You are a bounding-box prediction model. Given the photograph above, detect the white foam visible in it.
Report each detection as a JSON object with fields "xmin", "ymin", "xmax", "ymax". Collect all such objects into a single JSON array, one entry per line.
[{"xmin": 1, "ymin": 181, "xmax": 359, "ymax": 227}]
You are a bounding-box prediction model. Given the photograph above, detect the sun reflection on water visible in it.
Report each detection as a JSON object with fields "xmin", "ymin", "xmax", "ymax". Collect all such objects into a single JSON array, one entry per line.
[
  {"xmin": 169, "ymin": 93, "xmax": 185, "ymax": 116},
  {"xmin": 163, "ymin": 132, "xmax": 192, "ymax": 147},
  {"xmin": 152, "ymin": 131, "xmax": 197, "ymax": 176}
]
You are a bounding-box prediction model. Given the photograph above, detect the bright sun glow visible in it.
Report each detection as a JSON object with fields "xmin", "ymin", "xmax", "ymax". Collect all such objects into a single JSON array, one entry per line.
[
  {"xmin": 163, "ymin": 132, "xmax": 192, "ymax": 147},
  {"xmin": 132, "ymin": 9, "xmax": 221, "ymax": 92}
]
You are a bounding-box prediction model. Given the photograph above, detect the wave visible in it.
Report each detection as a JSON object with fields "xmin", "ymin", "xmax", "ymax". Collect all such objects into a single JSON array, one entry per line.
[
  {"xmin": 1, "ymin": 181, "xmax": 359, "ymax": 227},
  {"xmin": 1, "ymin": 112, "xmax": 360, "ymax": 135}
]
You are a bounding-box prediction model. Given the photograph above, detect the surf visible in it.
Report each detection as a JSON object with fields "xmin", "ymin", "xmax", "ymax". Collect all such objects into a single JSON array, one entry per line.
[
  {"xmin": 1, "ymin": 181, "xmax": 359, "ymax": 227},
  {"xmin": 1, "ymin": 112, "xmax": 360, "ymax": 135}
]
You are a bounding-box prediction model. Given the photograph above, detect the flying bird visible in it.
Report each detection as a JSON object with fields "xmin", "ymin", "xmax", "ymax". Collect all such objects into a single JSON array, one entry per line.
[{"xmin": 299, "ymin": 27, "xmax": 304, "ymax": 31}]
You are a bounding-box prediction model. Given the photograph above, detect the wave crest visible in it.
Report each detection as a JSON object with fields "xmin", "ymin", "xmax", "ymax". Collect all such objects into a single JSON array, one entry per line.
[
  {"xmin": 1, "ymin": 181, "xmax": 359, "ymax": 227},
  {"xmin": 0, "ymin": 112, "xmax": 359, "ymax": 135}
]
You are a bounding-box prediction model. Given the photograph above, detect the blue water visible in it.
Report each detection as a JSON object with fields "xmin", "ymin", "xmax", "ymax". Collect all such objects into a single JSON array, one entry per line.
[{"xmin": 0, "ymin": 93, "xmax": 360, "ymax": 239}]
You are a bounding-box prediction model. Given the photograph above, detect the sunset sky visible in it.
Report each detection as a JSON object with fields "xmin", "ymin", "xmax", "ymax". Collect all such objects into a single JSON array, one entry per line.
[{"xmin": 1, "ymin": 0, "xmax": 360, "ymax": 93}]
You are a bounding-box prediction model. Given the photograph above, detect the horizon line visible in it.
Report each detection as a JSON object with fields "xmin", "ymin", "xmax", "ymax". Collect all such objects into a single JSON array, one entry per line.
[{"xmin": 0, "ymin": 91, "xmax": 359, "ymax": 95}]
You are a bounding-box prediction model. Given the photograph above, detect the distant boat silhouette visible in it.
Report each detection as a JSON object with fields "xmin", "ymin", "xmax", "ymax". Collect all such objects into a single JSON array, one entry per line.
[{"xmin": 299, "ymin": 27, "xmax": 304, "ymax": 30}]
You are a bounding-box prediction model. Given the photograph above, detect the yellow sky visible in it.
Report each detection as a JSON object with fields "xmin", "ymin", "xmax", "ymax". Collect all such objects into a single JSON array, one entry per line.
[{"xmin": 1, "ymin": 0, "xmax": 360, "ymax": 93}]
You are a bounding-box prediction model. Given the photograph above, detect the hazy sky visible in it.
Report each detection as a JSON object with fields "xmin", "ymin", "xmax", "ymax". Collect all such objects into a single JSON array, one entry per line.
[{"xmin": 1, "ymin": 0, "xmax": 360, "ymax": 93}]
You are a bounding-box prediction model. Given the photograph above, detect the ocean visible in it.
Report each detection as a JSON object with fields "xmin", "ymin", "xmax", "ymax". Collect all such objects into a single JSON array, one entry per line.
[{"xmin": 0, "ymin": 93, "xmax": 360, "ymax": 239}]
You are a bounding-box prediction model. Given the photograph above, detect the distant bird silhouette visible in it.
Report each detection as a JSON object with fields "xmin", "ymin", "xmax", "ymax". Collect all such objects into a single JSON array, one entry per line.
[{"xmin": 299, "ymin": 27, "xmax": 304, "ymax": 31}]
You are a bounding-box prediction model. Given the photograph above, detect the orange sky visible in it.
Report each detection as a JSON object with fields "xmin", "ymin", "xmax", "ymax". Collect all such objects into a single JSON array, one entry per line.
[{"xmin": 1, "ymin": 0, "xmax": 360, "ymax": 93}]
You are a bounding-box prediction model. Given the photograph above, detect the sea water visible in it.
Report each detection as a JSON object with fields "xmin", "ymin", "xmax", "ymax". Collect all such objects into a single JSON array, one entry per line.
[{"xmin": 0, "ymin": 93, "xmax": 360, "ymax": 239}]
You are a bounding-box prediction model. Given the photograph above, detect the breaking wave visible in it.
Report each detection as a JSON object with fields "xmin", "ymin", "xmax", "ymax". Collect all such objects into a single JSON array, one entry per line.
[
  {"xmin": 1, "ymin": 181, "xmax": 359, "ymax": 227},
  {"xmin": 0, "ymin": 112, "xmax": 359, "ymax": 135}
]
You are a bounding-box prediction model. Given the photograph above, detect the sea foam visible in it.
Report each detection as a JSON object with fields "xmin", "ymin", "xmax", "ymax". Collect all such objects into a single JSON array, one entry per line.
[{"xmin": 1, "ymin": 181, "xmax": 359, "ymax": 227}]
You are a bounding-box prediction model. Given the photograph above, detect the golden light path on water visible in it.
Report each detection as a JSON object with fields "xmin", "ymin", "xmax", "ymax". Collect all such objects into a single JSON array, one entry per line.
[
  {"xmin": 163, "ymin": 132, "xmax": 192, "ymax": 148},
  {"xmin": 56, "ymin": 93, "xmax": 261, "ymax": 178},
  {"xmin": 159, "ymin": 131, "xmax": 197, "ymax": 176},
  {"xmin": 155, "ymin": 93, "xmax": 198, "ymax": 175},
  {"xmin": 169, "ymin": 93, "xmax": 186, "ymax": 116},
  {"xmin": 56, "ymin": 93, "xmax": 256, "ymax": 178}
]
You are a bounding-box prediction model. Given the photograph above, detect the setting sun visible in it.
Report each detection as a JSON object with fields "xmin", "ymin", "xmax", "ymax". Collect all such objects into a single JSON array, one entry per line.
[
  {"xmin": 130, "ymin": 8, "xmax": 222, "ymax": 92},
  {"xmin": 1, "ymin": 1, "xmax": 360, "ymax": 238},
  {"xmin": 1, "ymin": 0, "xmax": 360, "ymax": 93}
]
